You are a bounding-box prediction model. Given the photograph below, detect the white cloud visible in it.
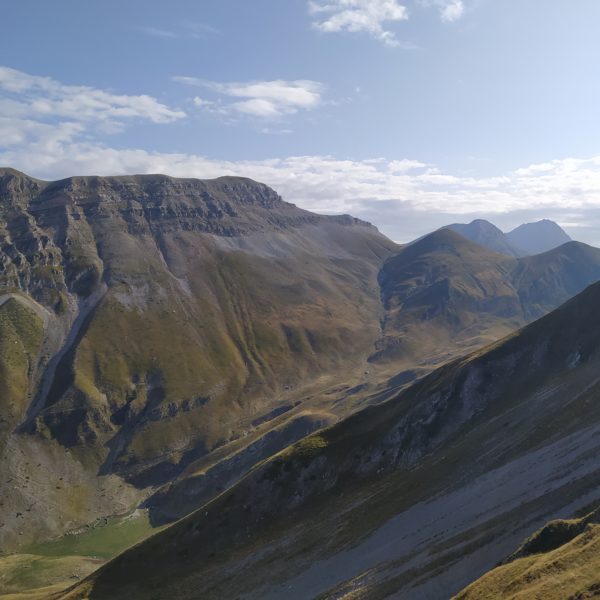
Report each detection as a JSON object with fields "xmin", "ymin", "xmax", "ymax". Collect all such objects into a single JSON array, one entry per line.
[
  {"xmin": 5, "ymin": 116, "xmax": 600, "ymax": 243},
  {"xmin": 3, "ymin": 72, "xmax": 600, "ymax": 245},
  {"xmin": 388, "ymin": 159, "xmax": 429, "ymax": 172},
  {"xmin": 440, "ymin": 0, "xmax": 465, "ymax": 22},
  {"xmin": 420, "ymin": 0, "xmax": 466, "ymax": 23},
  {"xmin": 308, "ymin": 0, "xmax": 409, "ymax": 47},
  {"xmin": 0, "ymin": 66, "xmax": 186, "ymax": 178},
  {"xmin": 6, "ymin": 124, "xmax": 600, "ymax": 223},
  {"xmin": 192, "ymin": 96, "xmax": 216, "ymax": 109},
  {"xmin": 0, "ymin": 117, "xmax": 83, "ymax": 150},
  {"xmin": 0, "ymin": 66, "xmax": 185, "ymax": 124},
  {"xmin": 176, "ymin": 77, "xmax": 323, "ymax": 119},
  {"xmin": 183, "ymin": 22, "xmax": 221, "ymax": 38}
]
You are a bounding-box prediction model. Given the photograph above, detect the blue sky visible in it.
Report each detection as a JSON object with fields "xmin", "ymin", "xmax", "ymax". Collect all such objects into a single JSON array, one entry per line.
[{"xmin": 3, "ymin": 0, "xmax": 600, "ymax": 243}]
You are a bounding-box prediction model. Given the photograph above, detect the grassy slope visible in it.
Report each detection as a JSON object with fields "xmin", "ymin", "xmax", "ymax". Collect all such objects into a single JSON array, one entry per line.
[
  {"xmin": 60, "ymin": 280, "xmax": 600, "ymax": 599},
  {"xmin": 454, "ymin": 510, "xmax": 600, "ymax": 599},
  {"xmin": 0, "ymin": 298, "xmax": 44, "ymax": 425},
  {"xmin": 0, "ymin": 511, "xmax": 158, "ymax": 599},
  {"xmin": 0, "ymin": 554, "xmax": 100, "ymax": 600},
  {"xmin": 1, "ymin": 169, "xmax": 396, "ymax": 493},
  {"xmin": 40, "ymin": 225, "xmax": 392, "ymax": 483},
  {"xmin": 377, "ymin": 229, "xmax": 600, "ymax": 369}
]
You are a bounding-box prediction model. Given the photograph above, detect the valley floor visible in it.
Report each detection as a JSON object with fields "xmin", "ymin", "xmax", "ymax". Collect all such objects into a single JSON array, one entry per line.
[{"xmin": 0, "ymin": 511, "xmax": 158, "ymax": 599}]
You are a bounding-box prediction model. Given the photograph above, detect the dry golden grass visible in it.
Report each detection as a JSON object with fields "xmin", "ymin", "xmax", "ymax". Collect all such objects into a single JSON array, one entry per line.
[{"xmin": 455, "ymin": 524, "xmax": 600, "ymax": 599}]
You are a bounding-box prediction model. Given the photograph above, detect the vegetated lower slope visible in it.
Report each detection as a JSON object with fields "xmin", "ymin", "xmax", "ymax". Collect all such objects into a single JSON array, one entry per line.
[
  {"xmin": 507, "ymin": 218, "xmax": 572, "ymax": 255},
  {"xmin": 0, "ymin": 168, "xmax": 398, "ymax": 554},
  {"xmin": 374, "ymin": 227, "xmax": 600, "ymax": 368},
  {"xmin": 0, "ymin": 511, "xmax": 155, "ymax": 600},
  {"xmin": 454, "ymin": 506, "xmax": 600, "ymax": 599},
  {"xmin": 62, "ymin": 280, "xmax": 600, "ymax": 600}
]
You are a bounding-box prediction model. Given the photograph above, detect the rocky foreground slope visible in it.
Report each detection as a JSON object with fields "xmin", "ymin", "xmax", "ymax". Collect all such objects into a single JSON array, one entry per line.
[{"xmin": 60, "ymin": 280, "xmax": 600, "ymax": 599}]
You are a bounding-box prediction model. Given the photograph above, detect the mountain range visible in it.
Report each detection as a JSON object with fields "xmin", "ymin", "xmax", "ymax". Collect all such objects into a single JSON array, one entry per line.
[
  {"xmin": 1, "ymin": 167, "xmax": 600, "ymax": 599},
  {"xmin": 446, "ymin": 217, "xmax": 572, "ymax": 257},
  {"xmin": 375, "ymin": 227, "xmax": 600, "ymax": 370}
]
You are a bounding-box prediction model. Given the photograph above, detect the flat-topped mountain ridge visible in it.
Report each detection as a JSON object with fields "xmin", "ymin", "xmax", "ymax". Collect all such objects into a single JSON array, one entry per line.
[
  {"xmin": 0, "ymin": 168, "xmax": 397, "ymax": 555},
  {"xmin": 0, "ymin": 168, "xmax": 372, "ymax": 238}
]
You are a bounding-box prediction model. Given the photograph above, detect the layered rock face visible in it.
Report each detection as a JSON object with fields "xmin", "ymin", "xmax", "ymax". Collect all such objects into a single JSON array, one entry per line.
[{"xmin": 0, "ymin": 168, "xmax": 397, "ymax": 549}]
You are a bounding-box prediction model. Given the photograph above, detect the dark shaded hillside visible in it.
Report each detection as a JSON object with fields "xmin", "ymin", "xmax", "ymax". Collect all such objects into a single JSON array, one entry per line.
[
  {"xmin": 62, "ymin": 280, "xmax": 600, "ymax": 599},
  {"xmin": 131, "ymin": 227, "xmax": 600, "ymax": 527},
  {"xmin": 514, "ymin": 240, "xmax": 600, "ymax": 312},
  {"xmin": 374, "ymin": 228, "xmax": 600, "ymax": 368}
]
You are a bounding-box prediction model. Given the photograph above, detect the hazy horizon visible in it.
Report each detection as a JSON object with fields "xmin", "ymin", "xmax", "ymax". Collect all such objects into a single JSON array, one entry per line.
[{"xmin": 3, "ymin": 1, "xmax": 600, "ymax": 244}]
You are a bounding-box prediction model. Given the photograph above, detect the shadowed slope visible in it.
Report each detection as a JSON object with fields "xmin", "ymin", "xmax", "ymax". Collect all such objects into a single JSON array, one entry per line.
[
  {"xmin": 119, "ymin": 229, "xmax": 600, "ymax": 528},
  {"xmin": 61, "ymin": 280, "xmax": 600, "ymax": 599}
]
